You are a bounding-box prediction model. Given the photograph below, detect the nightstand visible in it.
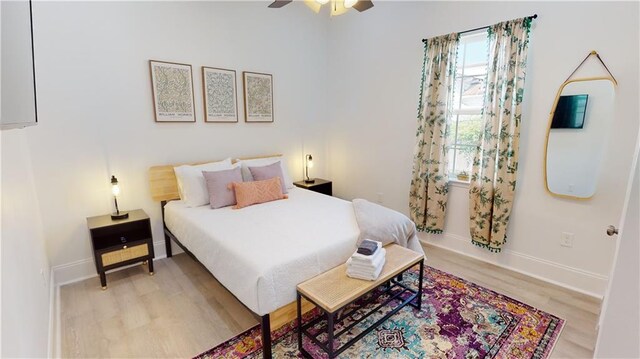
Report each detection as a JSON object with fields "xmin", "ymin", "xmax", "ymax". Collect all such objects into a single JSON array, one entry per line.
[
  {"xmin": 293, "ymin": 178, "xmax": 332, "ymax": 196},
  {"xmin": 86, "ymin": 209, "xmax": 155, "ymax": 289}
]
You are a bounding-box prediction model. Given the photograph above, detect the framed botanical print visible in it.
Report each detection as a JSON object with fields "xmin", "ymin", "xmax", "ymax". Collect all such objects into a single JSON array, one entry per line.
[
  {"xmin": 149, "ymin": 60, "xmax": 196, "ymax": 122},
  {"xmin": 202, "ymin": 67, "xmax": 238, "ymax": 123},
  {"xmin": 243, "ymin": 71, "xmax": 274, "ymax": 123}
]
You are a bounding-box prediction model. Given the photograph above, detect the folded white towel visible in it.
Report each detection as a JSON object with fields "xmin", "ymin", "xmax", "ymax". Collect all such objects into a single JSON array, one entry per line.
[
  {"xmin": 347, "ymin": 249, "xmax": 385, "ymax": 271},
  {"xmin": 347, "ymin": 261, "xmax": 385, "ymax": 281},
  {"xmin": 352, "ymin": 240, "xmax": 382, "ymax": 258},
  {"xmin": 349, "ymin": 263, "xmax": 381, "ymax": 275},
  {"xmin": 351, "ymin": 245, "xmax": 385, "ymax": 265}
]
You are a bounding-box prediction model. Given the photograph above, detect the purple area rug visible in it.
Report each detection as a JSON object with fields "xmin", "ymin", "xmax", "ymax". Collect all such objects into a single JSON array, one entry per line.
[{"xmin": 195, "ymin": 266, "xmax": 564, "ymax": 358}]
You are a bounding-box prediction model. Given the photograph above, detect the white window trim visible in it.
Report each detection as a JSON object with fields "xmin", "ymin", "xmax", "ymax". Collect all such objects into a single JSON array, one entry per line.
[
  {"xmin": 447, "ymin": 32, "xmax": 487, "ymax": 184},
  {"xmin": 449, "ymin": 178, "xmax": 470, "ymax": 188},
  {"xmin": 452, "ymin": 108, "xmax": 483, "ymax": 115}
]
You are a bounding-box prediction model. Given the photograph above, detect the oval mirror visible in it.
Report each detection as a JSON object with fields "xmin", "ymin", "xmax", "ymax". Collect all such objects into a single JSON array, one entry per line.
[{"xmin": 544, "ymin": 78, "xmax": 615, "ymax": 199}]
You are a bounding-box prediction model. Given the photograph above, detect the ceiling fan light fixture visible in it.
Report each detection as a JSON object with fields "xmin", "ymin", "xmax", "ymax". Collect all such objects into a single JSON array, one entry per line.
[
  {"xmin": 270, "ymin": 0, "xmax": 374, "ymax": 14},
  {"xmin": 344, "ymin": 0, "xmax": 358, "ymax": 8}
]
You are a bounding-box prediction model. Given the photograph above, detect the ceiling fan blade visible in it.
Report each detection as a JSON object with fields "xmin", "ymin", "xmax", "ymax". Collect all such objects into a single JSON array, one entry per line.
[
  {"xmin": 352, "ymin": 0, "xmax": 374, "ymax": 12},
  {"xmin": 268, "ymin": 0, "xmax": 293, "ymax": 8},
  {"xmin": 303, "ymin": 0, "xmax": 321, "ymax": 13}
]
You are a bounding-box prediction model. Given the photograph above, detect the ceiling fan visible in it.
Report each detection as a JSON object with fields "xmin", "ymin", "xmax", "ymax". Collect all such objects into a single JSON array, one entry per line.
[{"xmin": 268, "ymin": 0, "xmax": 374, "ymax": 16}]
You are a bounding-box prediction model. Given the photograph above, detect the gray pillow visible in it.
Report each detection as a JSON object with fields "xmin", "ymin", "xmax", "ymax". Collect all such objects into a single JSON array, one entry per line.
[
  {"xmin": 203, "ymin": 167, "xmax": 243, "ymax": 209},
  {"xmin": 248, "ymin": 162, "xmax": 288, "ymax": 194}
]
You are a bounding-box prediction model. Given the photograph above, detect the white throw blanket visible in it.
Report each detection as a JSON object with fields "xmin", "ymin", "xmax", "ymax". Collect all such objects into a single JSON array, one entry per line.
[{"xmin": 352, "ymin": 199, "xmax": 425, "ymax": 255}]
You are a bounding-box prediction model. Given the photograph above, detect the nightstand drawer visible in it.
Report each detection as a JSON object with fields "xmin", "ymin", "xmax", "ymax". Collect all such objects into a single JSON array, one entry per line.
[
  {"xmin": 91, "ymin": 221, "xmax": 151, "ymax": 250},
  {"xmin": 101, "ymin": 243, "xmax": 149, "ymax": 266}
]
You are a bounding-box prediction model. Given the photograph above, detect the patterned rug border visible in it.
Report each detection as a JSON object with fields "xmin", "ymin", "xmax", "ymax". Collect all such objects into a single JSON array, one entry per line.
[
  {"xmin": 426, "ymin": 266, "xmax": 561, "ymax": 322},
  {"xmin": 541, "ymin": 320, "xmax": 565, "ymax": 359},
  {"xmin": 199, "ymin": 308, "xmax": 321, "ymax": 358},
  {"xmin": 424, "ymin": 265, "xmax": 566, "ymax": 359},
  {"xmin": 195, "ymin": 265, "xmax": 566, "ymax": 359}
]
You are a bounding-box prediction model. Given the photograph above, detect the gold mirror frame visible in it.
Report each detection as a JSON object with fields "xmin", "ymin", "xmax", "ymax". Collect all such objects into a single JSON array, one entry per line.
[{"xmin": 543, "ymin": 76, "xmax": 617, "ymax": 200}]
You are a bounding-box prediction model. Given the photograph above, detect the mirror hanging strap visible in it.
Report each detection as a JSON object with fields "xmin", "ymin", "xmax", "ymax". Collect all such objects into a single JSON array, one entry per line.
[{"xmin": 564, "ymin": 50, "xmax": 618, "ymax": 85}]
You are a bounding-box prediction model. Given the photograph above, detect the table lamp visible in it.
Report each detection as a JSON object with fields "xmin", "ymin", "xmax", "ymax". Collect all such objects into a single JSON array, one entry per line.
[
  {"xmin": 304, "ymin": 154, "xmax": 315, "ymax": 184},
  {"xmin": 110, "ymin": 175, "xmax": 128, "ymax": 220}
]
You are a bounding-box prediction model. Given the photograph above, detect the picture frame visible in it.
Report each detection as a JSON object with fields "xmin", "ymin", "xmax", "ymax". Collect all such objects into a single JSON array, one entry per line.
[
  {"xmin": 243, "ymin": 71, "xmax": 274, "ymax": 123},
  {"xmin": 149, "ymin": 60, "xmax": 196, "ymax": 123},
  {"xmin": 202, "ymin": 66, "xmax": 238, "ymax": 123}
]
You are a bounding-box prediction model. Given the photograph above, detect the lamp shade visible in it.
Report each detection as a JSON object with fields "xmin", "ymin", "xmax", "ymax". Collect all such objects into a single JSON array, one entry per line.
[
  {"xmin": 344, "ymin": 0, "xmax": 358, "ymax": 8},
  {"xmin": 330, "ymin": 1, "xmax": 349, "ymax": 16},
  {"xmin": 111, "ymin": 175, "xmax": 120, "ymax": 196}
]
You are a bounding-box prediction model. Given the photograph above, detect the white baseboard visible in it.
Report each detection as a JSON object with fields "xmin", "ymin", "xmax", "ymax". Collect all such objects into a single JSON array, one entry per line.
[
  {"xmin": 421, "ymin": 233, "xmax": 607, "ymax": 299},
  {"xmin": 52, "ymin": 240, "xmax": 169, "ymax": 286}
]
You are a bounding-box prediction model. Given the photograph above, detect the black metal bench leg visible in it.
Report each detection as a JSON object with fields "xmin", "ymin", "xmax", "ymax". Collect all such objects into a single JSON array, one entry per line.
[
  {"xmin": 417, "ymin": 259, "xmax": 424, "ymax": 310},
  {"xmin": 327, "ymin": 311, "xmax": 335, "ymax": 358},
  {"xmin": 261, "ymin": 314, "xmax": 272, "ymax": 359},
  {"xmin": 297, "ymin": 293, "xmax": 303, "ymax": 353}
]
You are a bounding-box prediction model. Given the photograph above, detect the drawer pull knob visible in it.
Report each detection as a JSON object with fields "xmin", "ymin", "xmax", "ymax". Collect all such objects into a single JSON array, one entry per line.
[
  {"xmin": 123, "ymin": 245, "xmax": 128, "ymax": 249},
  {"xmin": 120, "ymin": 236, "xmax": 127, "ymax": 243}
]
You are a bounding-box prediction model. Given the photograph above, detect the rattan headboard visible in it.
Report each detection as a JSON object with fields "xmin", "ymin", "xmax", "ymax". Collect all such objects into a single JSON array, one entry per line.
[{"xmin": 148, "ymin": 154, "xmax": 282, "ymax": 202}]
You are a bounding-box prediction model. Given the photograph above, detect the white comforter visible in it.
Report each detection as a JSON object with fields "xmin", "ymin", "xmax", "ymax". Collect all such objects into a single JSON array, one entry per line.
[{"xmin": 164, "ymin": 188, "xmax": 360, "ymax": 315}]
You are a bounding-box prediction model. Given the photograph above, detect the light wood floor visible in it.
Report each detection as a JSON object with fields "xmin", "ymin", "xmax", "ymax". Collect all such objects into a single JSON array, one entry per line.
[{"xmin": 60, "ymin": 243, "xmax": 600, "ymax": 358}]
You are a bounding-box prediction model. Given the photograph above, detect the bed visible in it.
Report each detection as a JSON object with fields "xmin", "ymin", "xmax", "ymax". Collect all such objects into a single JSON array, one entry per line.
[
  {"xmin": 149, "ymin": 156, "xmax": 421, "ymax": 358},
  {"xmin": 163, "ymin": 187, "xmax": 359, "ymax": 315}
]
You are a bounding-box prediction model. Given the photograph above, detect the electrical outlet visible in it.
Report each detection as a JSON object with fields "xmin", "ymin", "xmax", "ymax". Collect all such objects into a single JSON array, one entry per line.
[
  {"xmin": 376, "ymin": 192, "xmax": 384, "ymax": 204},
  {"xmin": 560, "ymin": 232, "xmax": 574, "ymax": 248},
  {"xmin": 568, "ymin": 184, "xmax": 574, "ymax": 193}
]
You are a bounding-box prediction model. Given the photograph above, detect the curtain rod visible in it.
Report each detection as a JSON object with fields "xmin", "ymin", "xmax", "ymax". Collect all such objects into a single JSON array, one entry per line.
[{"xmin": 421, "ymin": 14, "xmax": 537, "ymax": 43}]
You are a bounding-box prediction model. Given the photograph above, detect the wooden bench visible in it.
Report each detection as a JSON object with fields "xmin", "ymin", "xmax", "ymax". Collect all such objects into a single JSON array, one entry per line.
[{"xmin": 296, "ymin": 244, "xmax": 424, "ymax": 358}]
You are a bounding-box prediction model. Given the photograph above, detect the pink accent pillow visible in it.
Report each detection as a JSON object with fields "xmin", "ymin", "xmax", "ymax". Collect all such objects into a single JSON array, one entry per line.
[
  {"xmin": 248, "ymin": 162, "xmax": 288, "ymax": 194},
  {"xmin": 229, "ymin": 177, "xmax": 288, "ymax": 209},
  {"xmin": 203, "ymin": 167, "xmax": 243, "ymax": 209}
]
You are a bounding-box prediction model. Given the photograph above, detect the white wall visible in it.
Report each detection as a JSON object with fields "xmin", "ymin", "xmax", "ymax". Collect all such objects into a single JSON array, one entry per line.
[
  {"xmin": 25, "ymin": 1, "xmax": 329, "ymax": 281},
  {"xmin": 594, "ymin": 138, "xmax": 640, "ymax": 358},
  {"xmin": 14, "ymin": 0, "xmax": 640, "ymax": 295},
  {"xmin": 326, "ymin": 1, "xmax": 639, "ymax": 296},
  {"xmin": 1, "ymin": 129, "xmax": 52, "ymax": 358}
]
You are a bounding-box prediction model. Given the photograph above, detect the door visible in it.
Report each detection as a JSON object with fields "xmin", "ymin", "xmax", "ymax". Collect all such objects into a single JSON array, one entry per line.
[{"xmin": 594, "ymin": 141, "xmax": 640, "ymax": 358}]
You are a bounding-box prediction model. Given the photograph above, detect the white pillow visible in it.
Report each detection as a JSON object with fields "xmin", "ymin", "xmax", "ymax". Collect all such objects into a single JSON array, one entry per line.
[
  {"xmin": 174, "ymin": 158, "xmax": 233, "ymax": 207},
  {"xmin": 237, "ymin": 156, "xmax": 294, "ymax": 189}
]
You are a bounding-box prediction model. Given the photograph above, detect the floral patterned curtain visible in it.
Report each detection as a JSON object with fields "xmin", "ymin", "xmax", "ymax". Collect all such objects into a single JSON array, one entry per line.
[
  {"xmin": 469, "ymin": 18, "xmax": 532, "ymax": 252},
  {"xmin": 409, "ymin": 33, "xmax": 459, "ymax": 233}
]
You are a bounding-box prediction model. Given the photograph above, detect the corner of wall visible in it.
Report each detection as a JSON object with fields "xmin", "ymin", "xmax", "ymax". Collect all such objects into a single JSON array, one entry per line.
[
  {"xmin": 1, "ymin": 128, "xmax": 53, "ymax": 358},
  {"xmin": 47, "ymin": 268, "xmax": 57, "ymax": 358}
]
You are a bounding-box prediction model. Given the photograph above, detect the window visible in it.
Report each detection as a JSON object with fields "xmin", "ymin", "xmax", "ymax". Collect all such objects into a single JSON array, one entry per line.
[{"xmin": 447, "ymin": 32, "xmax": 489, "ymax": 181}]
